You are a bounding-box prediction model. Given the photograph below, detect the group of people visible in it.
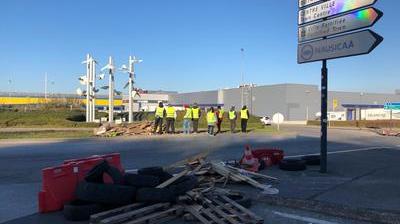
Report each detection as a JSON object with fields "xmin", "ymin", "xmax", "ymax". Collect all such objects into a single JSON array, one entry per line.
[{"xmin": 153, "ymin": 102, "xmax": 250, "ymax": 136}]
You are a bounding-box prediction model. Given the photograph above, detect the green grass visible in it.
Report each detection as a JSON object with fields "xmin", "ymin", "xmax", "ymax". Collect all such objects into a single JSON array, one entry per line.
[
  {"xmin": 0, "ymin": 130, "xmax": 94, "ymax": 139},
  {"xmin": 0, "ymin": 110, "xmax": 101, "ymax": 128}
]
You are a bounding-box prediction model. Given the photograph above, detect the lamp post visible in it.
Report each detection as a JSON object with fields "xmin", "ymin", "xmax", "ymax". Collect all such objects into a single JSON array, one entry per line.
[{"xmin": 127, "ymin": 56, "xmax": 142, "ymax": 123}]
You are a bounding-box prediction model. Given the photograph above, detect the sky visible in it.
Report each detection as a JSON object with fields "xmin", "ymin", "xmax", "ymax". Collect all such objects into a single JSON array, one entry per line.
[{"xmin": 0, "ymin": 0, "xmax": 398, "ymax": 95}]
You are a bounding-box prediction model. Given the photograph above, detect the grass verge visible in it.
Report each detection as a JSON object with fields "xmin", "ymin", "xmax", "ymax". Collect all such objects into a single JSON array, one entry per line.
[{"xmin": 0, "ymin": 130, "xmax": 94, "ymax": 139}]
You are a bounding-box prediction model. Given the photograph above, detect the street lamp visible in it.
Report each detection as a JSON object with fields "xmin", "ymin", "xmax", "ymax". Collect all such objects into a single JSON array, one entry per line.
[{"xmin": 101, "ymin": 56, "xmax": 116, "ymax": 123}]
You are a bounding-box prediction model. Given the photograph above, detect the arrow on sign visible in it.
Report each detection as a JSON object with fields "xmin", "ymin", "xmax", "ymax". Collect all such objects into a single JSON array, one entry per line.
[
  {"xmin": 298, "ymin": 30, "xmax": 383, "ymax": 64},
  {"xmin": 298, "ymin": 0, "xmax": 378, "ymax": 25},
  {"xmin": 299, "ymin": 8, "xmax": 383, "ymax": 43}
]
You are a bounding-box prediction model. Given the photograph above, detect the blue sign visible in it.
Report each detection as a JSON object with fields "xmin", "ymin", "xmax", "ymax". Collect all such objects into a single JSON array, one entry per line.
[{"xmin": 384, "ymin": 102, "xmax": 400, "ymax": 110}]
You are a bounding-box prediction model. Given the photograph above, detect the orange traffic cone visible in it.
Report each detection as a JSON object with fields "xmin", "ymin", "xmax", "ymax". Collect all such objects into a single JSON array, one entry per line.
[{"xmin": 240, "ymin": 145, "xmax": 260, "ymax": 172}]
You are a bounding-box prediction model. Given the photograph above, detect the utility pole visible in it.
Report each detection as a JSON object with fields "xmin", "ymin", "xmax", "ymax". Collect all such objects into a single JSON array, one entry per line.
[
  {"xmin": 90, "ymin": 57, "xmax": 97, "ymax": 122},
  {"xmin": 85, "ymin": 54, "xmax": 90, "ymax": 122},
  {"xmin": 108, "ymin": 56, "xmax": 114, "ymax": 123},
  {"xmin": 127, "ymin": 56, "xmax": 142, "ymax": 123}
]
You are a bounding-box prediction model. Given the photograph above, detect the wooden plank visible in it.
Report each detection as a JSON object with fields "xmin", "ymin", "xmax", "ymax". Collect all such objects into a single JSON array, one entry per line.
[
  {"xmin": 156, "ymin": 169, "xmax": 188, "ymax": 188},
  {"xmin": 185, "ymin": 205, "xmax": 213, "ymax": 224},
  {"xmin": 199, "ymin": 195, "xmax": 240, "ymax": 224},
  {"xmin": 219, "ymin": 195, "xmax": 263, "ymax": 223},
  {"xmin": 226, "ymin": 165, "xmax": 278, "ymax": 181},
  {"xmin": 90, "ymin": 203, "xmax": 144, "ymax": 223},
  {"xmin": 123, "ymin": 206, "xmax": 182, "ymax": 224},
  {"xmin": 99, "ymin": 203, "xmax": 170, "ymax": 224},
  {"xmin": 202, "ymin": 208, "xmax": 226, "ymax": 224},
  {"xmin": 211, "ymin": 197, "xmax": 250, "ymax": 224}
]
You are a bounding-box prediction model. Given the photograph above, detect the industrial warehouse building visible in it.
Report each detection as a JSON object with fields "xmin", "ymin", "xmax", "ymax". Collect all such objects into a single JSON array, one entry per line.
[
  {"xmin": 168, "ymin": 84, "xmax": 400, "ymax": 121},
  {"xmin": 2, "ymin": 83, "xmax": 400, "ymax": 121}
]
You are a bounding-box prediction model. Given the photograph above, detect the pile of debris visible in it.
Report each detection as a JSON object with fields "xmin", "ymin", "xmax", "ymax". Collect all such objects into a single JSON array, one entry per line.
[
  {"xmin": 85, "ymin": 157, "xmax": 278, "ymax": 223},
  {"xmin": 375, "ymin": 128, "xmax": 400, "ymax": 137},
  {"xmin": 94, "ymin": 121, "xmax": 154, "ymax": 137}
]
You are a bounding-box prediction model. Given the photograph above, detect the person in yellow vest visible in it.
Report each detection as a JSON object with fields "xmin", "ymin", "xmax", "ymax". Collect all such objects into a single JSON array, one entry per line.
[
  {"xmin": 228, "ymin": 106, "xmax": 237, "ymax": 133},
  {"xmin": 206, "ymin": 107, "xmax": 217, "ymax": 136},
  {"xmin": 153, "ymin": 102, "xmax": 166, "ymax": 134},
  {"xmin": 191, "ymin": 103, "xmax": 201, "ymax": 133},
  {"xmin": 216, "ymin": 105, "xmax": 224, "ymax": 134},
  {"xmin": 240, "ymin": 105, "xmax": 250, "ymax": 133},
  {"xmin": 165, "ymin": 104, "xmax": 176, "ymax": 134},
  {"xmin": 183, "ymin": 105, "xmax": 193, "ymax": 134}
]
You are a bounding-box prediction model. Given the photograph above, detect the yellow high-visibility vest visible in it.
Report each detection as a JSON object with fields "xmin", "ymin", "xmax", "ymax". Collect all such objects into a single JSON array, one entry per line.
[
  {"xmin": 218, "ymin": 109, "xmax": 225, "ymax": 119},
  {"xmin": 184, "ymin": 108, "xmax": 192, "ymax": 119},
  {"xmin": 240, "ymin": 109, "xmax": 249, "ymax": 119},
  {"xmin": 192, "ymin": 108, "xmax": 200, "ymax": 119},
  {"xmin": 229, "ymin": 111, "xmax": 236, "ymax": 120},
  {"xmin": 166, "ymin": 106, "xmax": 175, "ymax": 118},
  {"xmin": 207, "ymin": 111, "xmax": 216, "ymax": 123},
  {"xmin": 155, "ymin": 107, "xmax": 164, "ymax": 118}
]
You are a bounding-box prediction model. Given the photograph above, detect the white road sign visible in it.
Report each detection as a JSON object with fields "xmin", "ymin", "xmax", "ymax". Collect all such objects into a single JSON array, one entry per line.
[
  {"xmin": 298, "ymin": 0, "xmax": 377, "ymax": 25},
  {"xmin": 298, "ymin": 8, "xmax": 383, "ymax": 42},
  {"xmin": 298, "ymin": 30, "xmax": 383, "ymax": 64}
]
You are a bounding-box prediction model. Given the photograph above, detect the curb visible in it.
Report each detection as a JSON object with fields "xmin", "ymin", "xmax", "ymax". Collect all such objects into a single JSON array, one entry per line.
[{"xmin": 258, "ymin": 195, "xmax": 400, "ymax": 224}]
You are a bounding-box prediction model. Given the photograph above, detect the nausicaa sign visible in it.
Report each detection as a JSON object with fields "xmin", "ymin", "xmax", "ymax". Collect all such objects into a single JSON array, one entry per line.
[{"xmin": 298, "ymin": 30, "xmax": 383, "ymax": 63}]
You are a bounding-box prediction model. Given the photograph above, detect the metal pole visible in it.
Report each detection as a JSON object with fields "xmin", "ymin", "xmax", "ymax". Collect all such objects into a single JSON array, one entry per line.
[
  {"xmin": 92, "ymin": 58, "xmax": 96, "ymax": 122},
  {"xmin": 321, "ymin": 59, "xmax": 328, "ymax": 173},
  {"xmin": 240, "ymin": 48, "xmax": 244, "ymax": 108},
  {"xmin": 128, "ymin": 56, "xmax": 134, "ymax": 123},
  {"xmin": 88, "ymin": 58, "xmax": 93, "ymax": 122},
  {"xmin": 108, "ymin": 56, "xmax": 114, "ymax": 123},
  {"xmin": 86, "ymin": 54, "xmax": 90, "ymax": 122}
]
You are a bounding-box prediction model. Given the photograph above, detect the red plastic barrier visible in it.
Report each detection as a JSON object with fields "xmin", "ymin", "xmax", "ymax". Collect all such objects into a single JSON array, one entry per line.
[
  {"xmin": 38, "ymin": 163, "xmax": 77, "ymax": 213},
  {"xmin": 251, "ymin": 148, "xmax": 284, "ymax": 165},
  {"xmin": 39, "ymin": 153, "xmax": 124, "ymax": 213}
]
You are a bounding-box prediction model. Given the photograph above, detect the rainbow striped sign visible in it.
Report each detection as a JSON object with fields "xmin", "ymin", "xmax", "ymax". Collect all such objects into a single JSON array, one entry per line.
[
  {"xmin": 299, "ymin": 8, "xmax": 383, "ymax": 42},
  {"xmin": 298, "ymin": 0, "xmax": 377, "ymax": 25}
]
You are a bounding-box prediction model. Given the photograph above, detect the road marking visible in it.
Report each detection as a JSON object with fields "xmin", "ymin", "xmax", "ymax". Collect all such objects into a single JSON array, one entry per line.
[
  {"xmin": 272, "ymin": 211, "xmax": 339, "ymax": 224},
  {"xmin": 285, "ymin": 146, "xmax": 393, "ymax": 158}
]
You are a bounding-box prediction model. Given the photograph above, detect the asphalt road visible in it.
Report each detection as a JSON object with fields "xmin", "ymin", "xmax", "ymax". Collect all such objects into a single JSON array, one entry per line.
[{"xmin": 1, "ymin": 126, "xmax": 399, "ymax": 223}]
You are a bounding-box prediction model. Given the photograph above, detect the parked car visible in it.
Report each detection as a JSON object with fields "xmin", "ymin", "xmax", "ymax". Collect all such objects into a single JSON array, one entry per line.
[{"xmin": 260, "ymin": 116, "xmax": 272, "ymax": 125}]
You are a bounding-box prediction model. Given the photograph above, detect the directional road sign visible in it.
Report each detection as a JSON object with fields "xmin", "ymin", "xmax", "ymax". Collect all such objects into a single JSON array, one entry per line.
[
  {"xmin": 384, "ymin": 103, "xmax": 400, "ymax": 110},
  {"xmin": 298, "ymin": 0, "xmax": 377, "ymax": 25},
  {"xmin": 298, "ymin": 0, "xmax": 323, "ymax": 8},
  {"xmin": 299, "ymin": 8, "xmax": 383, "ymax": 42},
  {"xmin": 298, "ymin": 29, "xmax": 383, "ymax": 64}
]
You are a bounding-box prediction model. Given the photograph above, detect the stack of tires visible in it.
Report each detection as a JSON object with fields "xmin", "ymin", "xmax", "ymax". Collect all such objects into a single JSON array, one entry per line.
[
  {"xmin": 278, "ymin": 155, "xmax": 321, "ymax": 171},
  {"xmin": 63, "ymin": 161, "xmax": 198, "ymax": 221}
]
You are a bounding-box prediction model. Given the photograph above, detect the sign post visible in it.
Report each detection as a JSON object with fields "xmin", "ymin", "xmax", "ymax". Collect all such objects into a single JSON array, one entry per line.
[{"xmin": 297, "ymin": 0, "xmax": 383, "ymax": 173}]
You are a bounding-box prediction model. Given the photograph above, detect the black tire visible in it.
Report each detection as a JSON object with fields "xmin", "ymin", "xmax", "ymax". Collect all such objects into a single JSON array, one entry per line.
[
  {"xmin": 279, "ymin": 159, "xmax": 307, "ymax": 171},
  {"xmin": 63, "ymin": 200, "xmax": 105, "ymax": 221},
  {"xmin": 136, "ymin": 188, "xmax": 177, "ymax": 203},
  {"xmin": 85, "ymin": 160, "xmax": 124, "ymax": 184},
  {"xmin": 138, "ymin": 167, "xmax": 164, "ymax": 176},
  {"xmin": 301, "ymin": 155, "xmax": 321, "ymax": 166},
  {"xmin": 106, "ymin": 165, "xmax": 124, "ymax": 184},
  {"xmin": 168, "ymin": 175, "xmax": 198, "ymax": 196},
  {"xmin": 227, "ymin": 192, "xmax": 252, "ymax": 208},
  {"xmin": 85, "ymin": 160, "xmax": 109, "ymax": 183},
  {"xmin": 76, "ymin": 182, "xmax": 136, "ymax": 205},
  {"xmin": 138, "ymin": 167, "xmax": 172, "ymax": 182},
  {"xmin": 123, "ymin": 173, "xmax": 160, "ymax": 188}
]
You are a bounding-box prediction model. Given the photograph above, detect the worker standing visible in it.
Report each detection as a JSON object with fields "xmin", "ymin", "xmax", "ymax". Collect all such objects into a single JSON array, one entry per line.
[
  {"xmin": 240, "ymin": 105, "xmax": 249, "ymax": 133},
  {"xmin": 191, "ymin": 103, "xmax": 201, "ymax": 133},
  {"xmin": 165, "ymin": 104, "xmax": 176, "ymax": 134},
  {"xmin": 216, "ymin": 105, "xmax": 224, "ymax": 134},
  {"xmin": 206, "ymin": 107, "xmax": 217, "ymax": 136},
  {"xmin": 228, "ymin": 106, "xmax": 237, "ymax": 133},
  {"xmin": 153, "ymin": 102, "xmax": 166, "ymax": 134},
  {"xmin": 183, "ymin": 105, "xmax": 193, "ymax": 134}
]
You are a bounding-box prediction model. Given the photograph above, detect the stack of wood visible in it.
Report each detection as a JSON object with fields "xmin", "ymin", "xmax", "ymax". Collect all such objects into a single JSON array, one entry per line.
[
  {"xmin": 95, "ymin": 121, "xmax": 155, "ymax": 137},
  {"xmin": 89, "ymin": 158, "xmax": 278, "ymax": 224}
]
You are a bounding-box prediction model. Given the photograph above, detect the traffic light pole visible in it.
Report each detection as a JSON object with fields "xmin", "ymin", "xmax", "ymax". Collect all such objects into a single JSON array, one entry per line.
[{"xmin": 320, "ymin": 59, "xmax": 328, "ymax": 173}]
